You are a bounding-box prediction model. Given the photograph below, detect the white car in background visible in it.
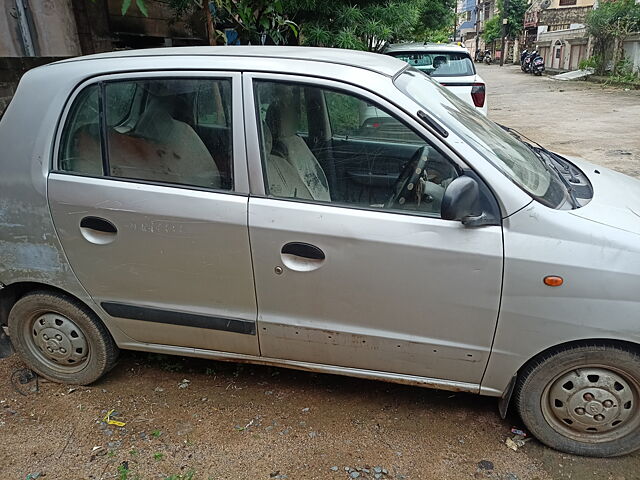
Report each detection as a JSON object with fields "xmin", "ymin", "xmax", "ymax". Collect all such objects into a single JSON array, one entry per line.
[{"xmin": 385, "ymin": 42, "xmax": 488, "ymax": 115}]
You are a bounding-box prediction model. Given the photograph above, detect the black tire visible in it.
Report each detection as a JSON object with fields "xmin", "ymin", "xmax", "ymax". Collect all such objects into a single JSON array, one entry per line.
[
  {"xmin": 8, "ymin": 291, "xmax": 118, "ymax": 385},
  {"xmin": 515, "ymin": 344, "xmax": 640, "ymax": 457}
]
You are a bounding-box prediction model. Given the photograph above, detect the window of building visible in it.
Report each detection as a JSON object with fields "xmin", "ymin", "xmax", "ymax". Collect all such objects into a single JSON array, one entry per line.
[{"xmin": 559, "ymin": 0, "xmax": 577, "ymax": 6}]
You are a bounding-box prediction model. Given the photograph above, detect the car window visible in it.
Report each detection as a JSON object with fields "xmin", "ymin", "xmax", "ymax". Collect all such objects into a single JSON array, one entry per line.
[
  {"xmin": 254, "ymin": 79, "xmax": 459, "ymax": 218},
  {"xmin": 59, "ymin": 78, "xmax": 234, "ymax": 190},
  {"xmin": 58, "ymin": 84, "xmax": 102, "ymax": 175},
  {"xmin": 388, "ymin": 51, "xmax": 475, "ymax": 77},
  {"xmin": 395, "ymin": 68, "xmax": 566, "ymax": 208},
  {"xmin": 325, "ymin": 92, "xmax": 422, "ymax": 144},
  {"xmin": 106, "ymin": 82, "xmax": 137, "ymax": 127},
  {"xmin": 196, "ymin": 82, "xmax": 230, "ymax": 126}
]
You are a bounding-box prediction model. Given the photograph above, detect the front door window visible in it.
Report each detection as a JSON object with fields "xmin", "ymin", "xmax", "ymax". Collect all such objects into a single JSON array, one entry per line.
[{"xmin": 253, "ymin": 80, "xmax": 460, "ymax": 218}]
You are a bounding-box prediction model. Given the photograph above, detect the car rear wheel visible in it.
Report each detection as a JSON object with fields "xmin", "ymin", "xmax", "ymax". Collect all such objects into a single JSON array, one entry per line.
[
  {"xmin": 8, "ymin": 291, "xmax": 118, "ymax": 385},
  {"xmin": 515, "ymin": 344, "xmax": 640, "ymax": 457}
]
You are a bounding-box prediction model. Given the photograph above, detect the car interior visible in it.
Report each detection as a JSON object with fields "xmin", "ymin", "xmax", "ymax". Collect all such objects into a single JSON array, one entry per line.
[
  {"xmin": 61, "ymin": 78, "xmax": 458, "ymax": 217},
  {"xmin": 255, "ymin": 81, "xmax": 459, "ymax": 216},
  {"xmin": 61, "ymin": 79, "xmax": 233, "ymax": 190}
]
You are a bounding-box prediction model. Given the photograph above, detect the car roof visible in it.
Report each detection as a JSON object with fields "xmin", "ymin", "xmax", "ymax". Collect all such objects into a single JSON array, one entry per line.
[
  {"xmin": 53, "ymin": 46, "xmax": 409, "ymax": 77},
  {"xmin": 385, "ymin": 42, "xmax": 469, "ymax": 54}
]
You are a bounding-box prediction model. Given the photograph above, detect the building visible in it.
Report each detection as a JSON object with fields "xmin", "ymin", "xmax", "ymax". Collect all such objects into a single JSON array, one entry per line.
[
  {"xmin": 457, "ymin": 0, "xmax": 498, "ymax": 58},
  {"xmin": 456, "ymin": 0, "xmax": 477, "ymax": 44},
  {"xmin": 1, "ymin": 0, "xmax": 206, "ymax": 58},
  {"xmin": 0, "ymin": 0, "xmax": 207, "ymax": 112},
  {"xmin": 523, "ymin": 0, "xmax": 595, "ymax": 71}
]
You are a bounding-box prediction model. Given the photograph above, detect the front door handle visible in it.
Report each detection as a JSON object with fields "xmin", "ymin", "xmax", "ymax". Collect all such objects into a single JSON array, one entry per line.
[
  {"xmin": 80, "ymin": 216, "xmax": 118, "ymax": 234},
  {"xmin": 281, "ymin": 242, "xmax": 325, "ymax": 260}
]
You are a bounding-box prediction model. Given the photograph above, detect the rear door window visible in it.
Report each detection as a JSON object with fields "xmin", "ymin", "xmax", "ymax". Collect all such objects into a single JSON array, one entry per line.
[{"xmin": 58, "ymin": 78, "xmax": 234, "ymax": 190}]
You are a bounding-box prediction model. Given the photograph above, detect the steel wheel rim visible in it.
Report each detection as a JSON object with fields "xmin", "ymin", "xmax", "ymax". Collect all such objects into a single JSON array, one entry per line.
[
  {"xmin": 23, "ymin": 311, "xmax": 90, "ymax": 374},
  {"xmin": 541, "ymin": 365, "xmax": 640, "ymax": 443}
]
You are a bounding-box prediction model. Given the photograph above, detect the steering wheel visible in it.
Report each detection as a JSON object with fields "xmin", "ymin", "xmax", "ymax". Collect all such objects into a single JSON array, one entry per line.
[{"xmin": 386, "ymin": 146, "xmax": 429, "ymax": 209}]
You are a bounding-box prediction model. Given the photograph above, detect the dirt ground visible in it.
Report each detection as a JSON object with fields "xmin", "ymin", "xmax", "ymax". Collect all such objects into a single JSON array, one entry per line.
[{"xmin": 2, "ymin": 65, "xmax": 640, "ymax": 480}]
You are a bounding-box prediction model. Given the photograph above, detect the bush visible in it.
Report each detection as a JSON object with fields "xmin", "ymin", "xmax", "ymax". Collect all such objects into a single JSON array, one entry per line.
[{"xmin": 578, "ymin": 56, "xmax": 602, "ymax": 71}]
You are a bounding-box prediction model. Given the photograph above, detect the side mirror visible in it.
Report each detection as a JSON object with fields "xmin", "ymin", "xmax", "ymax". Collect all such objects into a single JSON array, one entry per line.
[{"xmin": 441, "ymin": 176, "xmax": 485, "ymax": 226}]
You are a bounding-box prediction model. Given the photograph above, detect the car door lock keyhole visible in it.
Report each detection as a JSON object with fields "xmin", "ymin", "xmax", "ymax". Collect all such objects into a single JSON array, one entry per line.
[{"xmin": 274, "ymin": 266, "xmax": 283, "ymax": 275}]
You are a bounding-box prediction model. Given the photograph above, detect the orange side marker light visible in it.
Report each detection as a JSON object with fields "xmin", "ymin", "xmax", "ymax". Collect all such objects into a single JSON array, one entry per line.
[{"xmin": 544, "ymin": 275, "xmax": 564, "ymax": 287}]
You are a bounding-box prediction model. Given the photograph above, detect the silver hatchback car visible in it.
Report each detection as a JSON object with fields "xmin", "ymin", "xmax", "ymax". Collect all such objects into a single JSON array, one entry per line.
[{"xmin": 1, "ymin": 47, "xmax": 639, "ymax": 458}]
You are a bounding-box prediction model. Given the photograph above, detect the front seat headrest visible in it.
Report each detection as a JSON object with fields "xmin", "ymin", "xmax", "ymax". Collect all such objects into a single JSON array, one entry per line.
[{"xmin": 266, "ymin": 101, "xmax": 299, "ymax": 139}]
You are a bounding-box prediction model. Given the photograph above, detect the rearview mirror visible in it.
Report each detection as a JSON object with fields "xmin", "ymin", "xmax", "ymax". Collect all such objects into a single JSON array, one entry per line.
[{"xmin": 441, "ymin": 176, "xmax": 485, "ymax": 226}]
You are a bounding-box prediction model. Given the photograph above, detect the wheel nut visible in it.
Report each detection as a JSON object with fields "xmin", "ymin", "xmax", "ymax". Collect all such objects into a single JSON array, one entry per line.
[
  {"xmin": 594, "ymin": 414, "xmax": 605, "ymax": 421},
  {"xmin": 55, "ymin": 334, "xmax": 62, "ymax": 341},
  {"xmin": 43, "ymin": 334, "xmax": 49, "ymax": 340},
  {"xmin": 59, "ymin": 348, "xmax": 66, "ymax": 354},
  {"xmin": 575, "ymin": 407, "xmax": 585, "ymax": 415},
  {"xmin": 603, "ymin": 400, "xmax": 613, "ymax": 408},
  {"xmin": 583, "ymin": 393, "xmax": 595, "ymax": 401},
  {"xmin": 46, "ymin": 347, "xmax": 53, "ymax": 352}
]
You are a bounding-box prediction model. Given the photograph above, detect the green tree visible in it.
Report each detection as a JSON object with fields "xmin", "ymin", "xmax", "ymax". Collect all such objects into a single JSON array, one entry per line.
[
  {"xmin": 118, "ymin": 0, "xmax": 298, "ymax": 45},
  {"xmin": 586, "ymin": 0, "xmax": 640, "ymax": 75},
  {"xmin": 481, "ymin": 0, "xmax": 527, "ymax": 44},
  {"xmin": 114, "ymin": 0, "xmax": 457, "ymax": 51},
  {"xmin": 482, "ymin": 16, "xmax": 501, "ymax": 44},
  {"xmin": 500, "ymin": 0, "xmax": 528, "ymax": 40},
  {"xmin": 283, "ymin": 0, "xmax": 454, "ymax": 52},
  {"xmin": 412, "ymin": 0, "xmax": 455, "ymax": 41}
]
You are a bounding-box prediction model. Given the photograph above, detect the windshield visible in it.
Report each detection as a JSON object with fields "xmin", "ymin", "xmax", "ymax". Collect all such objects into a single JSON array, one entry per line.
[
  {"xmin": 387, "ymin": 51, "xmax": 475, "ymax": 77},
  {"xmin": 395, "ymin": 67, "xmax": 567, "ymax": 208}
]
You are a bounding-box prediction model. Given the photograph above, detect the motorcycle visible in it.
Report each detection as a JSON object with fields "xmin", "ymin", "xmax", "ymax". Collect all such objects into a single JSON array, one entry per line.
[
  {"xmin": 475, "ymin": 49, "xmax": 492, "ymax": 64},
  {"xmin": 522, "ymin": 50, "xmax": 538, "ymax": 73},
  {"xmin": 520, "ymin": 49, "xmax": 529, "ymax": 72},
  {"xmin": 531, "ymin": 54, "xmax": 545, "ymax": 75},
  {"xmin": 483, "ymin": 49, "xmax": 492, "ymax": 65}
]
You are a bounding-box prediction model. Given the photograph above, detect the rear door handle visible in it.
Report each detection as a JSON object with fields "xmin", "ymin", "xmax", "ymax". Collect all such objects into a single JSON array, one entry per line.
[
  {"xmin": 80, "ymin": 216, "xmax": 118, "ymax": 234},
  {"xmin": 281, "ymin": 242, "xmax": 325, "ymax": 260}
]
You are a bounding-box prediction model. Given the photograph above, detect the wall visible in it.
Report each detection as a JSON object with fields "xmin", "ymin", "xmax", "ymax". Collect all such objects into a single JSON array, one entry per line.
[
  {"xmin": 623, "ymin": 33, "xmax": 640, "ymax": 73},
  {"xmin": 0, "ymin": 56, "xmax": 65, "ymax": 113},
  {"xmin": 537, "ymin": 27, "xmax": 589, "ymax": 70},
  {"xmin": 0, "ymin": 0, "xmax": 81, "ymax": 57},
  {"xmin": 537, "ymin": 6, "xmax": 592, "ymax": 27},
  {"xmin": 549, "ymin": 0, "xmax": 594, "ymax": 7},
  {"xmin": 106, "ymin": 0, "xmax": 205, "ymax": 48}
]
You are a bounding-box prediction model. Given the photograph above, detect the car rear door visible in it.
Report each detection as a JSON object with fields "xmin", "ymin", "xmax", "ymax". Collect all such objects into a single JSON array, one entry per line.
[{"xmin": 47, "ymin": 72, "xmax": 259, "ymax": 355}]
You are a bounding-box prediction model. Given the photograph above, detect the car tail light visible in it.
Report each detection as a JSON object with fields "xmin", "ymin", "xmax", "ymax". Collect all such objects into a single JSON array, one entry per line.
[{"xmin": 471, "ymin": 83, "xmax": 485, "ymax": 108}]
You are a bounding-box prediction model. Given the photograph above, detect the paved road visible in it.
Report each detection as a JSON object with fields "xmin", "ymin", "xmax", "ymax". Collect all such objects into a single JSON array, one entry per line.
[
  {"xmin": 2, "ymin": 66, "xmax": 640, "ymax": 480},
  {"xmin": 478, "ymin": 63, "xmax": 640, "ymax": 178}
]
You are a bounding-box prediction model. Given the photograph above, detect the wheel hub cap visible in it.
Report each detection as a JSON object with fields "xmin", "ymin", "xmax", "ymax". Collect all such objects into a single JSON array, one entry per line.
[
  {"xmin": 31, "ymin": 313, "xmax": 88, "ymax": 366},
  {"xmin": 545, "ymin": 367, "xmax": 637, "ymax": 439}
]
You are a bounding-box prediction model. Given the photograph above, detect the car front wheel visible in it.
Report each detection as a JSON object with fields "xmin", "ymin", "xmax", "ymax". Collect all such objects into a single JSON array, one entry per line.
[{"xmin": 515, "ymin": 344, "xmax": 640, "ymax": 457}]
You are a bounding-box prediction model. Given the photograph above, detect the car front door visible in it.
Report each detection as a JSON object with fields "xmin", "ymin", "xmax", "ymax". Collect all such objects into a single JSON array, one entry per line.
[
  {"xmin": 47, "ymin": 72, "xmax": 259, "ymax": 355},
  {"xmin": 245, "ymin": 73, "xmax": 503, "ymax": 387}
]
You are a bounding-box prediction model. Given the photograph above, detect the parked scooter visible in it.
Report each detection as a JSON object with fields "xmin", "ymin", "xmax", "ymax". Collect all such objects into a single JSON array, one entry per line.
[
  {"xmin": 475, "ymin": 49, "xmax": 492, "ymax": 64},
  {"xmin": 522, "ymin": 50, "xmax": 541, "ymax": 73},
  {"xmin": 531, "ymin": 53, "xmax": 545, "ymax": 75}
]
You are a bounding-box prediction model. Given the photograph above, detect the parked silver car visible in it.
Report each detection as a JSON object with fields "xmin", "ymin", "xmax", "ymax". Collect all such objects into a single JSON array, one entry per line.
[{"xmin": 1, "ymin": 47, "xmax": 639, "ymax": 457}]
